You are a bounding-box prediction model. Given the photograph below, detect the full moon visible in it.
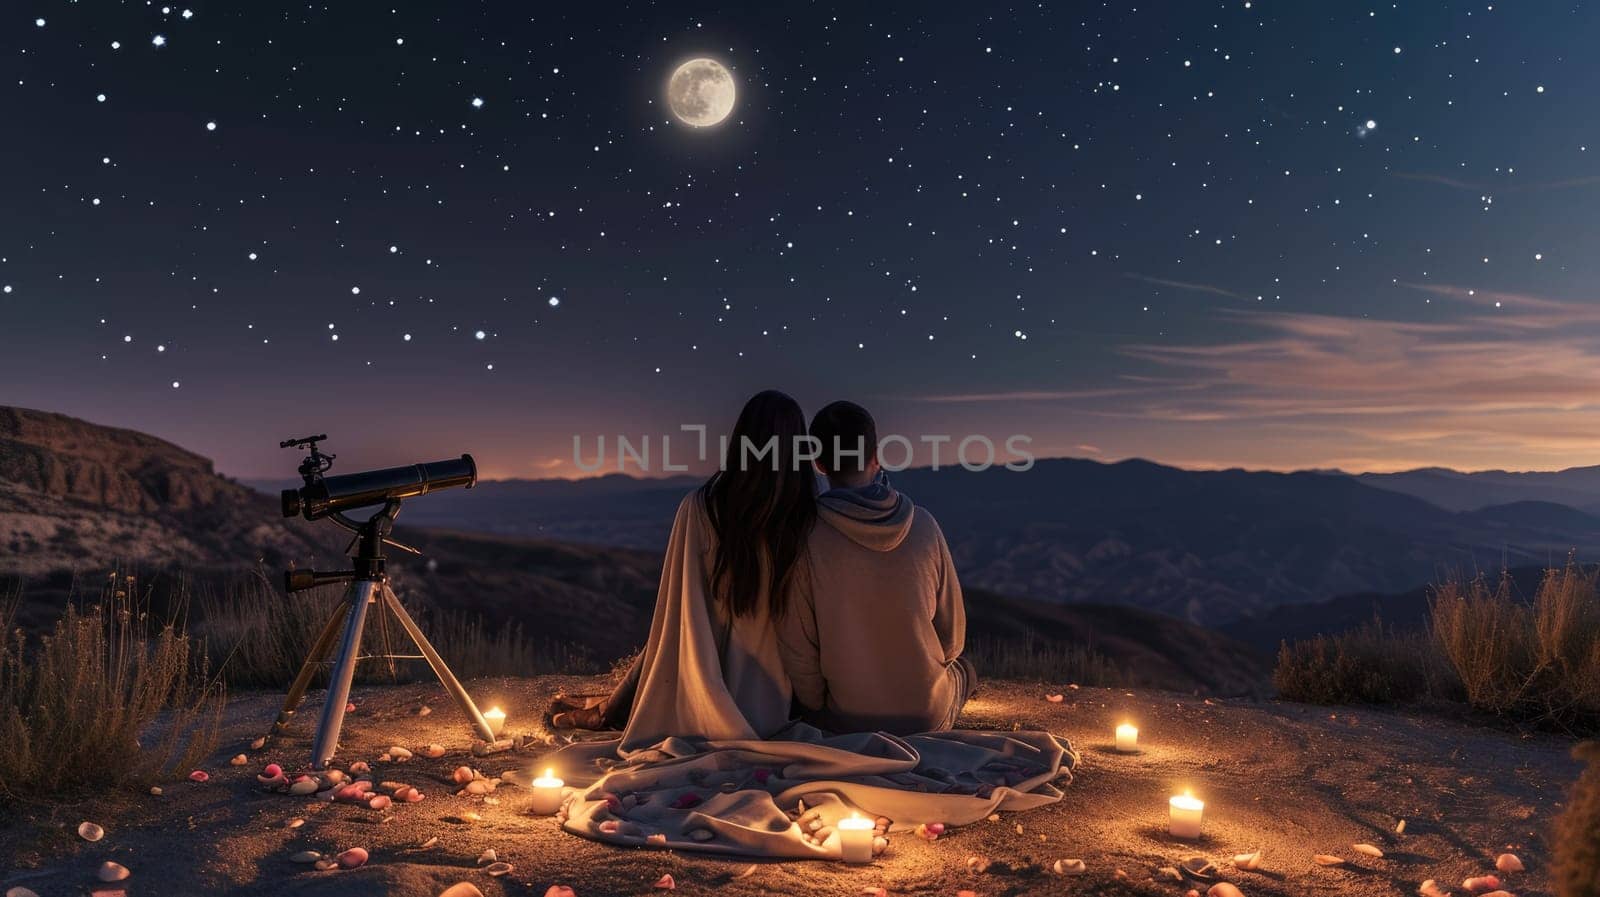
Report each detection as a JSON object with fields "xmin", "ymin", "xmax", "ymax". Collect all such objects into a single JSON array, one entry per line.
[{"xmin": 667, "ymin": 58, "xmax": 736, "ymax": 128}]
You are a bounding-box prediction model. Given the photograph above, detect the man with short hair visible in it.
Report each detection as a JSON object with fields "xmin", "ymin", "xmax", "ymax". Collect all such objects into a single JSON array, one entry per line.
[{"xmin": 778, "ymin": 400, "xmax": 974, "ymax": 734}]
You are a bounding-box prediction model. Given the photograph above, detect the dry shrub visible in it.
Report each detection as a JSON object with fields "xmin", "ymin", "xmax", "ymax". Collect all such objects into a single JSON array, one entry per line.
[
  {"xmin": 1273, "ymin": 619, "xmax": 1442, "ymax": 705},
  {"xmin": 1433, "ymin": 565, "xmax": 1600, "ymax": 731},
  {"xmin": 195, "ymin": 573, "xmax": 597, "ymax": 688},
  {"xmin": 967, "ymin": 632, "xmax": 1123, "ymax": 686},
  {"xmin": 1553, "ymin": 741, "xmax": 1600, "ymax": 897},
  {"xmin": 0, "ymin": 573, "xmax": 224, "ymax": 800}
]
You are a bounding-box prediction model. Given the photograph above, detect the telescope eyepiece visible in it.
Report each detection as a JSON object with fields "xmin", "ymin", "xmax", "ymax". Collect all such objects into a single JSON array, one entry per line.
[{"xmin": 281, "ymin": 488, "xmax": 303, "ymax": 519}]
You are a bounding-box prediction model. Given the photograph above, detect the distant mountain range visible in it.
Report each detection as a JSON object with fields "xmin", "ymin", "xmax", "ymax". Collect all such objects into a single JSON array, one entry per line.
[
  {"xmin": 336, "ymin": 458, "xmax": 1600, "ymax": 625},
  {"xmin": 1355, "ymin": 465, "xmax": 1600, "ymax": 514},
  {"xmin": 2, "ymin": 406, "xmax": 1267, "ymax": 692}
]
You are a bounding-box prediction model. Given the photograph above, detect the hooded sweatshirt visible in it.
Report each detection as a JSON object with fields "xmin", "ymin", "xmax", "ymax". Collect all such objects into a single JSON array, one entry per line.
[{"xmin": 777, "ymin": 477, "xmax": 966, "ymax": 734}]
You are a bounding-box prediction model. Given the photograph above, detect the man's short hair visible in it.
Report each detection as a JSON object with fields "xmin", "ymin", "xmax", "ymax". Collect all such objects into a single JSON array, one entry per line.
[{"xmin": 809, "ymin": 401, "xmax": 877, "ymax": 474}]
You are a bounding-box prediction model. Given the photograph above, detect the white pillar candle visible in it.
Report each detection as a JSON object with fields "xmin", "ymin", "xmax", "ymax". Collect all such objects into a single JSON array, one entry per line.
[
  {"xmin": 529, "ymin": 767, "xmax": 565, "ymax": 815},
  {"xmin": 1168, "ymin": 791, "xmax": 1204, "ymax": 839},
  {"xmin": 484, "ymin": 706, "xmax": 507, "ymax": 738},
  {"xmin": 837, "ymin": 812, "xmax": 875, "ymax": 864},
  {"xmin": 1115, "ymin": 723, "xmax": 1139, "ymax": 752}
]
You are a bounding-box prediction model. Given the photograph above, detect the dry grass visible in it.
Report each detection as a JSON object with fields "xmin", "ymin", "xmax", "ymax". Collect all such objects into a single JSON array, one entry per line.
[
  {"xmin": 193, "ymin": 572, "xmax": 599, "ymax": 689},
  {"xmin": 1274, "ymin": 564, "xmax": 1600, "ymax": 733},
  {"xmin": 1433, "ymin": 565, "xmax": 1600, "ymax": 732},
  {"xmin": 966, "ymin": 632, "xmax": 1124, "ymax": 686},
  {"xmin": 1554, "ymin": 741, "xmax": 1600, "ymax": 897},
  {"xmin": 0, "ymin": 572, "xmax": 224, "ymax": 801},
  {"xmin": 1273, "ymin": 618, "xmax": 1445, "ymax": 705}
]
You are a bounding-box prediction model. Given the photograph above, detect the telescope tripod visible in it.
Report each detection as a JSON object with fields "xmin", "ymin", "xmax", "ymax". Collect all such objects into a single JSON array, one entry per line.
[{"xmin": 266, "ymin": 499, "xmax": 496, "ymax": 769}]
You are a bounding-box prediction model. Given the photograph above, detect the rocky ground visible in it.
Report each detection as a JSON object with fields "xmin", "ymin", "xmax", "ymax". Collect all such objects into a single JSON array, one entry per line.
[{"xmin": 0, "ymin": 676, "xmax": 1581, "ymax": 897}]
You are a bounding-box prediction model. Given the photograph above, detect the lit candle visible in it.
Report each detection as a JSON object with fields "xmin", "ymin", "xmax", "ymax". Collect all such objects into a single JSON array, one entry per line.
[
  {"xmin": 529, "ymin": 767, "xmax": 565, "ymax": 815},
  {"xmin": 1115, "ymin": 722, "xmax": 1139, "ymax": 752},
  {"xmin": 1168, "ymin": 790, "xmax": 1205, "ymax": 839},
  {"xmin": 484, "ymin": 706, "xmax": 507, "ymax": 738},
  {"xmin": 837, "ymin": 811, "xmax": 875, "ymax": 864}
]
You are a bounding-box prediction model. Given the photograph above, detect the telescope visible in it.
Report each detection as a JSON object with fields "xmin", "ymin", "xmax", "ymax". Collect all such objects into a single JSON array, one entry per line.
[
  {"xmin": 279, "ymin": 435, "xmax": 476, "ymax": 521},
  {"xmin": 266, "ymin": 434, "xmax": 495, "ymax": 769}
]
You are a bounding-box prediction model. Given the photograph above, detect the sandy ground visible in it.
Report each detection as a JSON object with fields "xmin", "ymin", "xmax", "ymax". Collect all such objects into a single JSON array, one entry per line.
[{"xmin": 0, "ymin": 676, "xmax": 1581, "ymax": 897}]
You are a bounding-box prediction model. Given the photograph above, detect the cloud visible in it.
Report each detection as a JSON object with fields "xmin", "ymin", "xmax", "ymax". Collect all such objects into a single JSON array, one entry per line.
[
  {"xmin": 1392, "ymin": 171, "xmax": 1600, "ymax": 194},
  {"xmin": 1124, "ymin": 273, "xmax": 1250, "ymax": 301},
  {"xmin": 1103, "ymin": 292, "xmax": 1600, "ymax": 466}
]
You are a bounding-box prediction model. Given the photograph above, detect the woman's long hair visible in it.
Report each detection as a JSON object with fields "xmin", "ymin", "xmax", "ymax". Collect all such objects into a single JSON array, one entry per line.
[{"xmin": 699, "ymin": 390, "xmax": 816, "ymax": 619}]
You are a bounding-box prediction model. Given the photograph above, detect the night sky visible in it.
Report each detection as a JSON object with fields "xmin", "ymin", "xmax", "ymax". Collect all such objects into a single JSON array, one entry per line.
[{"xmin": 4, "ymin": 2, "xmax": 1598, "ymax": 479}]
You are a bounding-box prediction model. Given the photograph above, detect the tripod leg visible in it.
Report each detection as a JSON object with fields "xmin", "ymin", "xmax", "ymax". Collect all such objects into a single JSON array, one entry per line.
[
  {"xmin": 379, "ymin": 584, "xmax": 497, "ymax": 742},
  {"xmin": 311, "ymin": 580, "xmax": 376, "ymax": 769},
  {"xmin": 267, "ymin": 600, "xmax": 351, "ymax": 741}
]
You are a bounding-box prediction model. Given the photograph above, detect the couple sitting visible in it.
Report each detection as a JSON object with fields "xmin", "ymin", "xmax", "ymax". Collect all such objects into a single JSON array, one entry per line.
[
  {"xmin": 561, "ymin": 390, "xmax": 975, "ymax": 743},
  {"xmin": 534, "ymin": 391, "xmax": 1073, "ymax": 861}
]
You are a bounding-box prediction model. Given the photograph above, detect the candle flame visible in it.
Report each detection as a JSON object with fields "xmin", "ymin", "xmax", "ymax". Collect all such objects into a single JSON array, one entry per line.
[
  {"xmin": 1183, "ymin": 788, "xmax": 1193, "ymax": 798},
  {"xmin": 488, "ymin": 706, "xmax": 504, "ymax": 715},
  {"xmin": 544, "ymin": 767, "xmax": 554, "ymax": 778}
]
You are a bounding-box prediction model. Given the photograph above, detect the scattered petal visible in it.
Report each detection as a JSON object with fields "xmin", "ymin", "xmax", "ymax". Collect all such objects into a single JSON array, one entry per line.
[
  {"xmin": 1354, "ymin": 843, "xmax": 1385, "ymax": 858},
  {"xmin": 653, "ymin": 874, "xmax": 675, "ymax": 889},
  {"xmin": 337, "ymin": 847, "xmax": 369, "ymax": 869},
  {"xmin": 1495, "ymin": 854, "xmax": 1524, "ymax": 873},
  {"xmin": 1463, "ymin": 876, "xmax": 1501, "ymax": 893},
  {"xmin": 1052, "ymin": 859, "xmax": 1086, "ymax": 875},
  {"xmin": 98, "ymin": 862, "xmax": 131, "ymax": 882},
  {"xmin": 486, "ymin": 862, "xmax": 514, "ymax": 877},
  {"xmin": 1418, "ymin": 880, "xmax": 1450, "ymax": 897},
  {"xmin": 188, "ymin": 770, "xmax": 209, "ymax": 783},
  {"xmin": 733, "ymin": 865, "xmax": 757, "ymax": 880},
  {"xmin": 77, "ymin": 822, "xmax": 105, "ymax": 842},
  {"xmin": 1233, "ymin": 851, "xmax": 1262, "ymax": 871},
  {"xmin": 439, "ymin": 885, "xmax": 484, "ymax": 897},
  {"xmin": 1208, "ymin": 885, "xmax": 1246, "ymax": 897},
  {"xmin": 423, "ymin": 744, "xmax": 446, "ymax": 759},
  {"xmin": 1314, "ymin": 855, "xmax": 1346, "ymax": 867},
  {"xmin": 544, "ymin": 887, "xmax": 577, "ymax": 897},
  {"xmin": 478, "ymin": 849, "xmax": 497, "ymax": 865},
  {"xmin": 966, "ymin": 855, "xmax": 992, "ymax": 873},
  {"xmin": 230, "ymin": 754, "xmax": 249, "ymax": 766},
  {"xmin": 291, "ymin": 851, "xmax": 323, "ymax": 864},
  {"xmin": 1045, "ymin": 694, "xmax": 1064, "ymax": 703},
  {"xmin": 1396, "ymin": 819, "xmax": 1408, "ymax": 835},
  {"xmin": 1158, "ymin": 867, "xmax": 1184, "ymax": 882}
]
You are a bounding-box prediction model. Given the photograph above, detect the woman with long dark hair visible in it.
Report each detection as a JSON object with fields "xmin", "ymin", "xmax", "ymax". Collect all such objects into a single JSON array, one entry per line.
[{"xmin": 553, "ymin": 390, "xmax": 817, "ymax": 749}]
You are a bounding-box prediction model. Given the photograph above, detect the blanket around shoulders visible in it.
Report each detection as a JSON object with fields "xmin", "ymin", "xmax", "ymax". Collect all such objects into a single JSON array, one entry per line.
[{"xmin": 508, "ymin": 489, "xmax": 1079, "ymax": 860}]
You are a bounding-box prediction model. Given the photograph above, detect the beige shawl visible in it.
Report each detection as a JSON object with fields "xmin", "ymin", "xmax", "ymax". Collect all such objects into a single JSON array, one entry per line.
[{"xmin": 515, "ymin": 490, "xmax": 1077, "ymax": 860}]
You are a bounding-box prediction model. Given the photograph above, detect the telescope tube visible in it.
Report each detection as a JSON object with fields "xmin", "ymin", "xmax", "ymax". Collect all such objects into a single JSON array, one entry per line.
[{"xmin": 282, "ymin": 455, "xmax": 476, "ymax": 519}]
